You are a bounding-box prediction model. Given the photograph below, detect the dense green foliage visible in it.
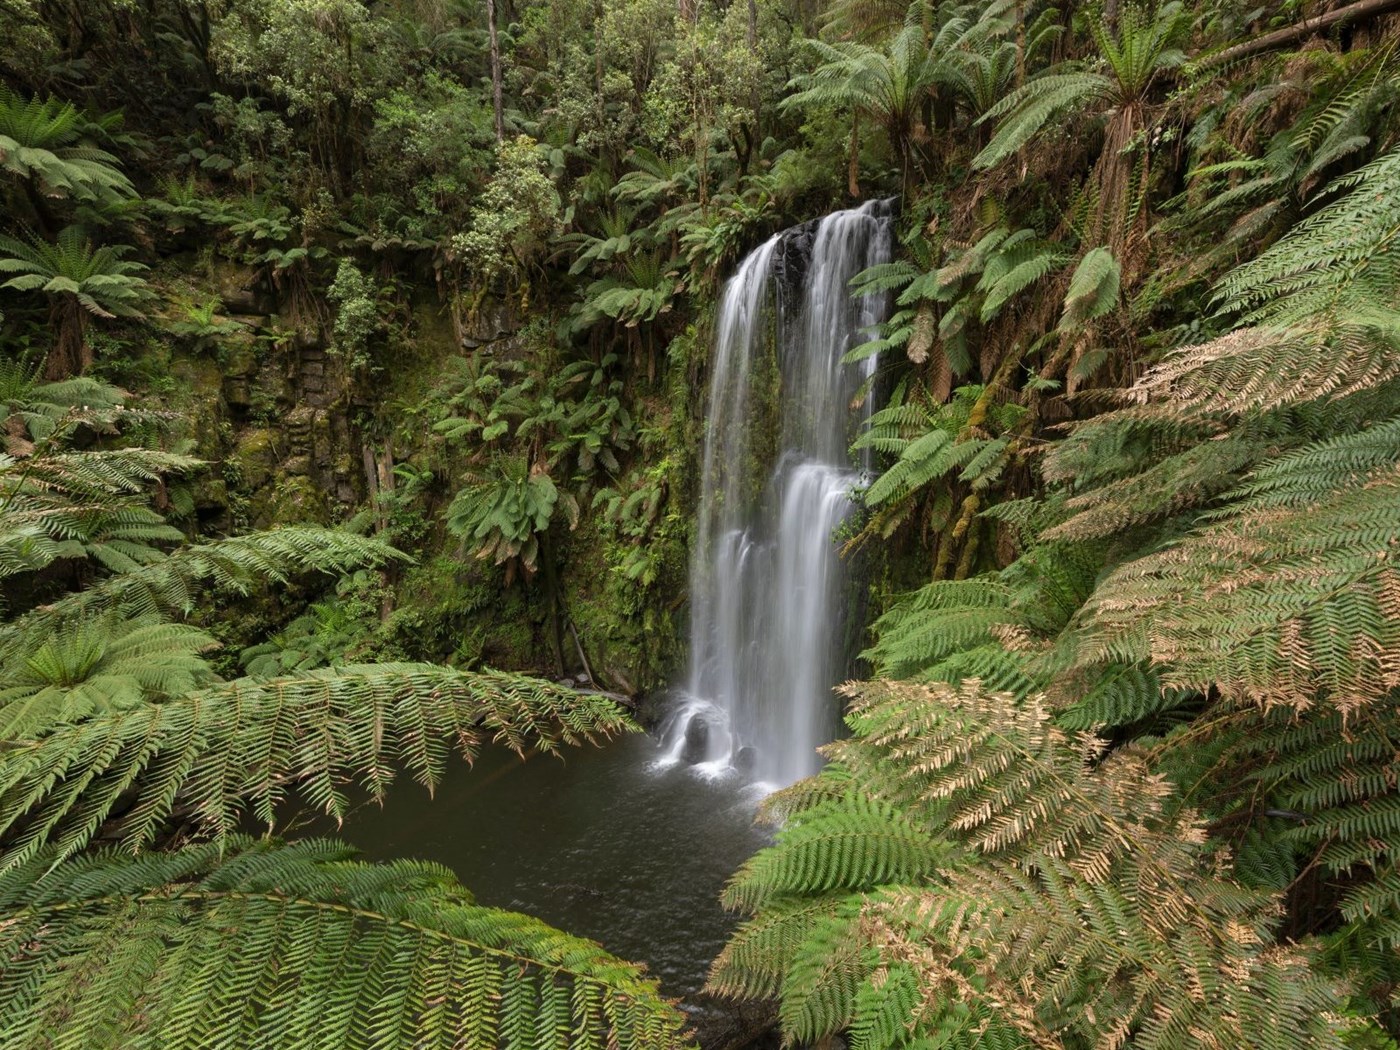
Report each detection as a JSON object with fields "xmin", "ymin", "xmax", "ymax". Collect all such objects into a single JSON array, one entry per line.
[
  {"xmin": 0, "ymin": 376, "xmax": 686, "ymax": 1046},
  {"xmin": 6, "ymin": 0, "xmax": 1400, "ymax": 1046},
  {"xmin": 703, "ymin": 3, "xmax": 1400, "ymax": 1049}
]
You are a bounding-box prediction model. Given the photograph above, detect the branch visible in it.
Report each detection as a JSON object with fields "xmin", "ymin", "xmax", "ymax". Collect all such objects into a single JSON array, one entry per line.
[{"xmin": 1194, "ymin": 0, "xmax": 1400, "ymax": 70}]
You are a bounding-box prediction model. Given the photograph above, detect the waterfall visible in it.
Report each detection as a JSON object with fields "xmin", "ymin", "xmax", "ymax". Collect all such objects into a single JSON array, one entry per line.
[{"xmin": 662, "ymin": 200, "xmax": 894, "ymax": 789}]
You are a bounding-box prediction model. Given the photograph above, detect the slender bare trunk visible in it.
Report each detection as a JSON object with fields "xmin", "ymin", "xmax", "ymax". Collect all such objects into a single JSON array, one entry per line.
[
  {"xmin": 487, "ymin": 0, "xmax": 504, "ymax": 142},
  {"xmin": 847, "ymin": 111, "xmax": 861, "ymax": 198},
  {"xmin": 1015, "ymin": 0, "xmax": 1026, "ymax": 87}
]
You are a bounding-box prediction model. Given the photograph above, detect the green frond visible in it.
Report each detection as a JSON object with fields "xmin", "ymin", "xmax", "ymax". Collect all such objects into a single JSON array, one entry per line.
[
  {"xmin": 1042, "ymin": 430, "xmax": 1257, "ymax": 541},
  {"xmin": 0, "ymin": 835, "xmax": 690, "ymax": 1049},
  {"xmin": 1059, "ymin": 246, "xmax": 1121, "ymax": 330},
  {"xmin": 1218, "ymin": 415, "xmax": 1400, "ymax": 515},
  {"xmin": 972, "ymin": 72, "xmax": 1111, "ymax": 170},
  {"xmin": 720, "ymin": 794, "xmax": 948, "ymax": 913},
  {"xmin": 0, "ymin": 664, "xmax": 634, "ymax": 868},
  {"xmin": 777, "ymin": 901, "xmax": 870, "ymax": 1045},
  {"xmin": 863, "ymin": 576, "xmax": 1014, "ymax": 679},
  {"xmin": 1214, "ymin": 148, "xmax": 1400, "ymax": 325},
  {"xmin": 1054, "ymin": 662, "xmax": 1192, "ymax": 731},
  {"xmin": 0, "ymin": 527, "xmax": 405, "ymax": 659},
  {"xmin": 977, "ymin": 242, "xmax": 1068, "ymax": 322},
  {"xmin": 707, "ymin": 895, "xmax": 845, "ymax": 1000}
]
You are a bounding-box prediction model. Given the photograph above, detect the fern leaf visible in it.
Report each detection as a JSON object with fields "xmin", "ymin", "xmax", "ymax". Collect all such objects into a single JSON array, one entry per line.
[
  {"xmin": 0, "ymin": 836, "xmax": 690, "ymax": 1049},
  {"xmin": 0, "ymin": 665, "xmax": 634, "ymax": 868}
]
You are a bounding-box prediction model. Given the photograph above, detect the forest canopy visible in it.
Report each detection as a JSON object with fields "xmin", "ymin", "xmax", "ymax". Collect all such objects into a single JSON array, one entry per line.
[{"xmin": 2, "ymin": 0, "xmax": 1400, "ymax": 1047}]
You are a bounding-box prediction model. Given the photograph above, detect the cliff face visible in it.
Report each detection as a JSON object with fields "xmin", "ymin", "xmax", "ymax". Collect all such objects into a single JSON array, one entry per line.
[{"xmin": 163, "ymin": 259, "xmax": 692, "ymax": 696}]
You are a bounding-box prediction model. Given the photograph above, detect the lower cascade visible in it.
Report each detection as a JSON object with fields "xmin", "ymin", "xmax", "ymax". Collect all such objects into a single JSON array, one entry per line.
[{"xmin": 663, "ymin": 200, "xmax": 894, "ymax": 788}]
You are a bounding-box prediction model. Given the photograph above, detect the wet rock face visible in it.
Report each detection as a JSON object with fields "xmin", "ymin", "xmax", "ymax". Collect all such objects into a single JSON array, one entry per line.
[
  {"xmin": 681, "ymin": 716, "xmax": 710, "ymax": 765},
  {"xmin": 733, "ymin": 746, "xmax": 757, "ymax": 777},
  {"xmin": 772, "ymin": 217, "xmax": 818, "ymax": 301},
  {"xmin": 688, "ymin": 996, "xmax": 780, "ymax": 1050}
]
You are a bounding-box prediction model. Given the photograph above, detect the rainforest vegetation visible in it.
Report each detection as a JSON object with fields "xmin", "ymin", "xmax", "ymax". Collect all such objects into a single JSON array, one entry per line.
[{"xmin": 2, "ymin": 0, "xmax": 1400, "ymax": 1046}]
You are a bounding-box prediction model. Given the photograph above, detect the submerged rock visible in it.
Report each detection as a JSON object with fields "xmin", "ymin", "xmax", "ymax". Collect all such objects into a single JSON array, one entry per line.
[
  {"xmin": 733, "ymin": 746, "xmax": 757, "ymax": 776},
  {"xmin": 681, "ymin": 716, "xmax": 710, "ymax": 764}
]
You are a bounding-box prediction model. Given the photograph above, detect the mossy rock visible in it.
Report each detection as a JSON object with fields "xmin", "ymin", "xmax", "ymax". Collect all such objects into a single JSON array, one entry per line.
[
  {"xmin": 245, "ymin": 472, "xmax": 329, "ymax": 529},
  {"xmin": 231, "ymin": 428, "xmax": 281, "ymax": 490},
  {"xmin": 383, "ymin": 555, "xmax": 541, "ymax": 669}
]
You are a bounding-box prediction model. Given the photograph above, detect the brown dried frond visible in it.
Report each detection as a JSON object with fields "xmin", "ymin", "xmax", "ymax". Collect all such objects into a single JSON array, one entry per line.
[
  {"xmin": 1068, "ymin": 465, "xmax": 1400, "ymax": 714},
  {"xmin": 1126, "ymin": 321, "xmax": 1400, "ymax": 416}
]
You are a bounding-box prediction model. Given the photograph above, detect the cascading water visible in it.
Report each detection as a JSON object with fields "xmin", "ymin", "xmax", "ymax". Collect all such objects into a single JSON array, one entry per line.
[{"xmin": 662, "ymin": 200, "xmax": 894, "ymax": 789}]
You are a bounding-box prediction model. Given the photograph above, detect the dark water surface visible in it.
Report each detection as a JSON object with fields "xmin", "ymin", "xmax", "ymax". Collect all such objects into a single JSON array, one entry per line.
[{"xmin": 335, "ymin": 730, "xmax": 773, "ymax": 1008}]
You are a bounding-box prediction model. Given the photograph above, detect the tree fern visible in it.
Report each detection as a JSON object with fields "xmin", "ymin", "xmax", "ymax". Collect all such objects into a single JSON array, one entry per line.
[
  {"xmin": 0, "ymin": 616, "xmax": 218, "ymax": 739},
  {"xmin": 0, "ymin": 835, "xmax": 690, "ymax": 1050},
  {"xmin": 0, "ymin": 226, "xmax": 152, "ymax": 377},
  {"xmin": 840, "ymin": 682, "xmax": 1346, "ymax": 1049},
  {"xmin": 715, "ymin": 680, "xmax": 1350, "ymax": 1048},
  {"xmin": 0, "ymin": 87, "xmax": 135, "ymax": 205}
]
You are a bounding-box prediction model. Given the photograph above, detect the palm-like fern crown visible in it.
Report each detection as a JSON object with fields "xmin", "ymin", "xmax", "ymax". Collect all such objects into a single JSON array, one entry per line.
[
  {"xmin": 0, "ymin": 225, "xmax": 151, "ymax": 319},
  {"xmin": 0, "ymin": 87, "xmax": 135, "ymax": 204},
  {"xmin": 972, "ymin": 1, "xmax": 1187, "ymax": 170},
  {"xmin": 783, "ymin": 18, "xmax": 937, "ymax": 133}
]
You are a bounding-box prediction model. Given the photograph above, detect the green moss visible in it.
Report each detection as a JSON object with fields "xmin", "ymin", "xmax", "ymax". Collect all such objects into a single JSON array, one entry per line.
[
  {"xmin": 246, "ymin": 473, "xmax": 328, "ymax": 528},
  {"xmin": 383, "ymin": 554, "xmax": 541, "ymax": 669}
]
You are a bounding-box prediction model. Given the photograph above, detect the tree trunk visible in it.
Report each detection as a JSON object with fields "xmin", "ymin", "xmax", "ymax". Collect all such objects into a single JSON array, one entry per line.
[
  {"xmin": 539, "ymin": 530, "xmax": 565, "ymax": 676},
  {"xmin": 847, "ymin": 111, "xmax": 861, "ymax": 198},
  {"xmin": 747, "ymin": 0, "xmax": 761, "ymax": 147},
  {"xmin": 45, "ymin": 297, "xmax": 88, "ymax": 380},
  {"xmin": 1015, "ymin": 0, "xmax": 1026, "ymax": 87},
  {"xmin": 487, "ymin": 0, "xmax": 505, "ymax": 143}
]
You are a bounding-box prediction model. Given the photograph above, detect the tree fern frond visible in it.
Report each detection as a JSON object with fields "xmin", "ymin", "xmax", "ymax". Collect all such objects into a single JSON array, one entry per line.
[
  {"xmin": 1122, "ymin": 319, "xmax": 1400, "ymax": 417},
  {"xmin": 1059, "ymin": 246, "xmax": 1121, "ymax": 330},
  {"xmin": 1214, "ymin": 148, "xmax": 1400, "ymax": 325},
  {"xmin": 832, "ymin": 681, "xmax": 1347, "ymax": 1050},
  {"xmin": 1218, "ymin": 415, "xmax": 1400, "ymax": 515},
  {"xmin": 0, "ymin": 527, "xmax": 404, "ymax": 659},
  {"xmin": 1069, "ymin": 466, "xmax": 1400, "ymax": 711},
  {"xmin": 1054, "ymin": 662, "xmax": 1192, "ymax": 730},
  {"xmin": 0, "ymin": 665, "xmax": 634, "ymax": 868},
  {"xmin": 720, "ymin": 794, "xmax": 948, "ymax": 912},
  {"xmin": 863, "ymin": 577, "xmax": 1014, "ymax": 680},
  {"xmin": 707, "ymin": 895, "xmax": 845, "ymax": 1000},
  {"xmin": 1042, "ymin": 431, "xmax": 1258, "ymax": 541},
  {"xmin": 0, "ymin": 835, "xmax": 690, "ymax": 1049},
  {"xmin": 972, "ymin": 72, "xmax": 1111, "ymax": 169},
  {"xmin": 777, "ymin": 901, "xmax": 870, "ymax": 1045}
]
